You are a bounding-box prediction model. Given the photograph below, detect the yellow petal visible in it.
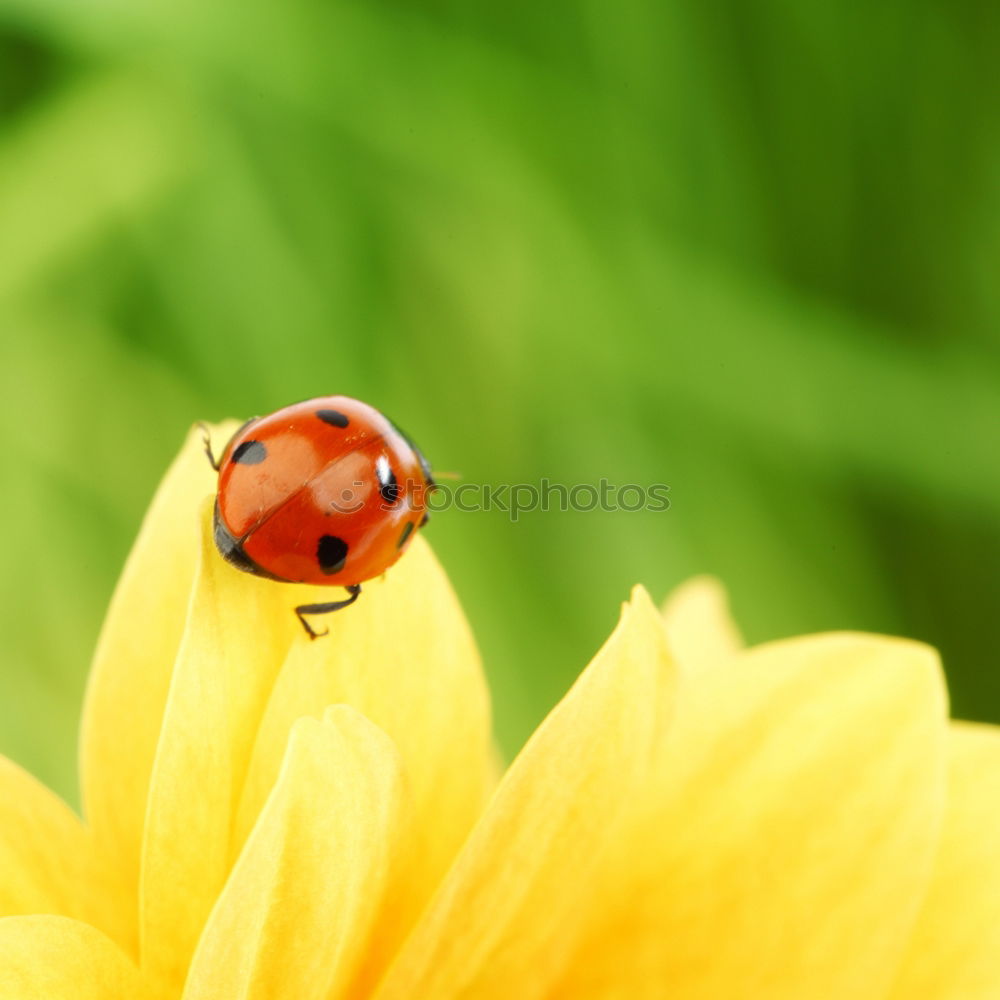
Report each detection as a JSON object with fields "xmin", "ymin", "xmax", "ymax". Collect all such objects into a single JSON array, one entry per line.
[
  {"xmin": 184, "ymin": 708, "xmax": 406, "ymax": 1000},
  {"xmin": 139, "ymin": 499, "xmax": 302, "ymax": 992},
  {"xmin": 661, "ymin": 574, "xmax": 743, "ymax": 671},
  {"xmin": 888, "ymin": 721, "xmax": 1000, "ymax": 1000},
  {"xmin": 558, "ymin": 632, "xmax": 948, "ymax": 999},
  {"xmin": 0, "ymin": 915, "xmax": 143, "ymax": 999},
  {"xmin": 234, "ymin": 533, "xmax": 494, "ymax": 967},
  {"xmin": 374, "ymin": 586, "xmax": 677, "ymax": 1000},
  {"xmin": 80, "ymin": 422, "xmax": 234, "ymax": 907},
  {"xmin": 0, "ymin": 757, "xmax": 129, "ymax": 949}
]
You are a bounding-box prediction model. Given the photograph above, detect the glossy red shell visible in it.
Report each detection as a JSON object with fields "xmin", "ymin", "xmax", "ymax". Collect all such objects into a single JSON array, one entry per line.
[{"xmin": 214, "ymin": 396, "xmax": 432, "ymax": 586}]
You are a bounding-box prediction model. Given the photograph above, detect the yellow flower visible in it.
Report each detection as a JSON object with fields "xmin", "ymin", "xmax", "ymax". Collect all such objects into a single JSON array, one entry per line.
[{"xmin": 1, "ymin": 424, "xmax": 998, "ymax": 999}]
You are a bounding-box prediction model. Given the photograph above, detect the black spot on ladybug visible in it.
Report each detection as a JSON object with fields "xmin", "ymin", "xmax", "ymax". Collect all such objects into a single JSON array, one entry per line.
[
  {"xmin": 396, "ymin": 521, "xmax": 415, "ymax": 549},
  {"xmin": 316, "ymin": 534, "xmax": 349, "ymax": 574},
  {"xmin": 381, "ymin": 475, "xmax": 399, "ymax": 505},
  {"xmin": 316, "ymin": 409, "xmax": 350, "ymax": 429},
  {"xmin": 232, "ymin": 440, "xmax": 267, "ymax": 465},
  {"xmin": 376, "ymin": 455, "xmax": 399, "ymax": 505}
]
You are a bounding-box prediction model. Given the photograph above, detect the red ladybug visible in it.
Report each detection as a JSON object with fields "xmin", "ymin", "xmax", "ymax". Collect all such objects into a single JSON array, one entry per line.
[{"xmin": 202, "ymin": 396, "xmax": 433, "ymax": 637}]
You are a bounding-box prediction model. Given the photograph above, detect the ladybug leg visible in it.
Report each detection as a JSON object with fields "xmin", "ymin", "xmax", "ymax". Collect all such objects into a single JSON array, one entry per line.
[
  {"xmin": 198, "ymin": 422, "xmax": 221, "ymax": 472},
  {"xmin": 295, "ymin": 585, "xmax": 362, "ymax": 639}
]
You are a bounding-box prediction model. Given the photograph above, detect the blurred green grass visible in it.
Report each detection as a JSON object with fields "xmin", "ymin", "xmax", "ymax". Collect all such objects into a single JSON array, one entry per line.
[{"xmin": 1, "ymin": 0, "xmax": 997, "ymax": 804}]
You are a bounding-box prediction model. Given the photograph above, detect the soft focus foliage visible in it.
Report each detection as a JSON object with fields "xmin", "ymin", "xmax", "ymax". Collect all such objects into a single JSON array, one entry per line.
[{"xmin": 0, "ymin": 0, "xmax": 997, "ymax": 801}]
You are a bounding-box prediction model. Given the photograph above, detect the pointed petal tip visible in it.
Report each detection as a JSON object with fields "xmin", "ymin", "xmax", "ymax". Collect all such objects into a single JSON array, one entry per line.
[
  {"xmin": 625, "ymin": 582, "xmax": 658, "ymax": 615},
  {"xmin": 663, "ymin": 573, "xmax": 731, "ymax": 606},
  {"xmin": 660, "ymin": 574, "xmax": 744, "ymax": 672},
  {"xmin": 615, "ymin": 584, "xmax": 677, "ymax": 670}
]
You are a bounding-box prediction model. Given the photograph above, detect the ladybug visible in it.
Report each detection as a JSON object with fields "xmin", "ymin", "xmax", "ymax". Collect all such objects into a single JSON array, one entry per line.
[{"xmin": 201, "ymin": 396, "xmax": 434, "ymax": 638}]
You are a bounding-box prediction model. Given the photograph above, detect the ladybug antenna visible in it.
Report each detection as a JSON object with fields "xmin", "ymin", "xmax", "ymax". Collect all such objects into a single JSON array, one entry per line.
[{"xmin": 197, "ymin": 421, "xmax": 221, "ymax": 472}]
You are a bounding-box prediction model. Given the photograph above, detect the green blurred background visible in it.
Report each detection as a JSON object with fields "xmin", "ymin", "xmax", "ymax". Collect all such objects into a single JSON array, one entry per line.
[{"xmin": 1, "ymin": 0, "xmax": 997, "ymax": 805}]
